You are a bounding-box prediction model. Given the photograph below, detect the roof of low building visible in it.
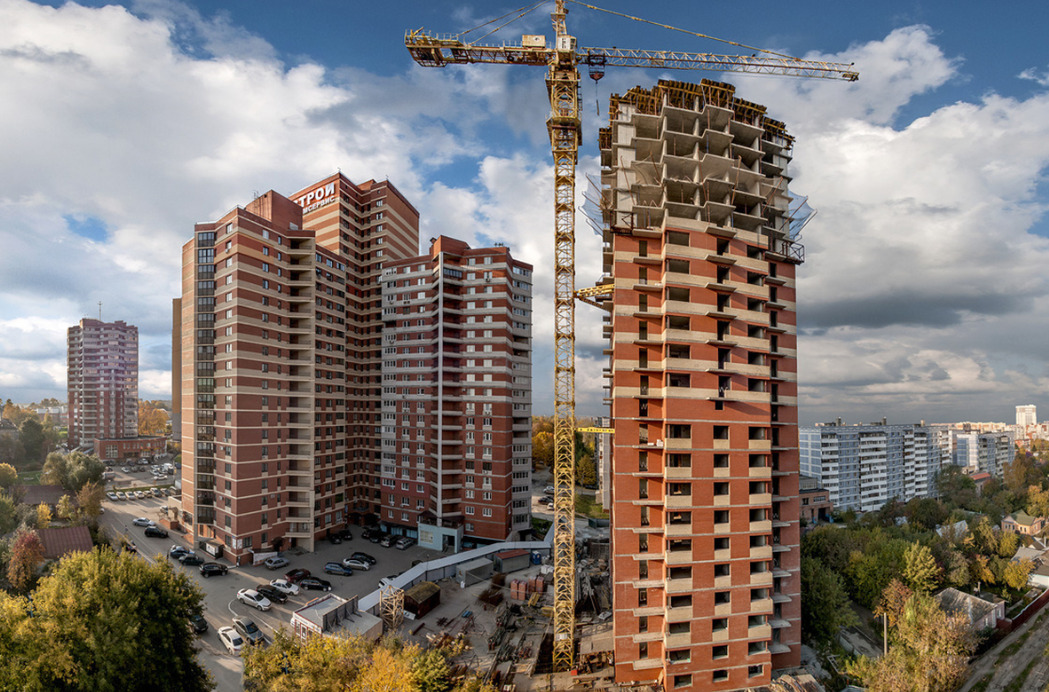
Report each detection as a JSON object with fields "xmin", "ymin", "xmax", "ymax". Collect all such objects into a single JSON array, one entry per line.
[
  {"xmin": 37, "ymin": 526, "xmax": 93, "ymax": 560},
  {"xmin": 934, "ymin": 587, "xmax": 1001, "ymax": 626},
  {"xmin": 404, "ymin": 581, "xmax": 440, "ymax": 603},
  {"xmin": 1006, "ymin": 511, "xmax": 1043, "ymax": 527},
  {"xmin": 15, "ymin": 485, "xmax": 68, "ymax": 507}
]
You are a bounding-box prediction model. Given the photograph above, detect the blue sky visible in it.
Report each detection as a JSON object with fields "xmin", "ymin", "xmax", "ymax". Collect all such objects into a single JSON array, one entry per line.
[{"xmin": 2, "ymin": 0, "xmax": 1049, "ymax": 425}]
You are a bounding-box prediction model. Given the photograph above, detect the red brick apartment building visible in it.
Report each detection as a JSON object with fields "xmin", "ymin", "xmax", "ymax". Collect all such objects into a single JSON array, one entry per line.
[
  {"xmin": 379, "ymin": 236, "xmax": 533, "ymax": 551},
  {"xmin": 601, "ymin": 80, "xmax": 802, "ymax": 690},
  {"xmin": 179, "ymin": 174, "xmax": 419, "ymax": 562},
  {"xmin": 68, "ymin": 319, "xmax": 138, "ymax": 449}
]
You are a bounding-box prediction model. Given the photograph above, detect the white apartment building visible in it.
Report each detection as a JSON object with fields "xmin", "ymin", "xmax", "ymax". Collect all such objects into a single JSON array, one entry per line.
[
  {"xmin": 1017, "ymin": 405, "xmax": 1037, "ymax": 427},
  {"xmin": 952, "ymin": 430, "xmax": 1014, "ymax": 478},
  {"xmin": 800, "ymin": 423, "xmax": 950, "ymax": 512}
]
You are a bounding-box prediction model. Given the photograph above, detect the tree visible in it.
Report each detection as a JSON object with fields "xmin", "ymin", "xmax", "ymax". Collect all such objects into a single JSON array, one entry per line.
[
  {"xmin": 11, "ymin": 547, "xmax": 213, "ymax": 691},
  {"xmin": 575, "ymin": 453, "xmax": 597, "ymax": 487},
  {"xmin": 138, "ymin": 401, "xmax": 169, "ymax": 437},
  {"xmin": 0, "ymin": 435, "xmax": 24, "ymax": 466},
  {"xmin": 971, "ymin": 554, "xmax": 995, "ymax": 586},
  {"xmin": 1027, "ymin": 484, "xmax": 1049, "ymax": 518},
  {"xmin": 904, "ymin": 497, "xmax": 947, "ymax": 531},
  {"xmin": 874, "ymin": 579, "xmax": 913, "ymax": 630},
  {"xmin": 0, "ymin": 492, "xmax": 17, "ymax": 535},
  {"xmin": 75, "ymin": 481, "xmax": 104, "ymax": 522},
  {"xmin": 19, "ymin": 418, "xmax": 45, "ymax": 464},
  {"xmin": 7, "ymin": 528, "xmax": 44, "ymax": 592},
  {"xmin": 532, "ymin": 431, "xmax": 554, "ymax": 468},
  {"xmin": 355, "ymin": 645, "xmax": 417, "ymax": 692},
  {"xmin": 0, "ymin": 463, "xmax": 16, "ymax": 489},
  {"xmin": 1004, "ymin": 452, "xmax": 1035, "ymax": 494},
  {"xmin": 1004, "ymin": 558, "xmax": 1034, "ymax": 590},
  {"xmin": 56, "ymin": 495, "xmax": 75, "ymax": 522},
  {"xmin": 41, "ymin": 452, "xmax": 103, "ymax": 494},
  {"xmin": 35, "ymin": 503, "xmax": 52, "ymax": 527},
  {"xmin": 998, "ymin": 529, "xmax": 1019, "ymax": 559},
  {"xmin": 413, "ymin": 648, "xmax": 451, "ymax": 692},
  {"xmin": 903, "ymin": 542, "xmax": 941, "ymax": 593},
  {"xmin": 801, "ymin": 557, "xmax": 857, "ymax": 646},
  {"xmin": 41, "ymin": 452, "xmax": 69, "ymax": 486},
  {"xmin": 849, "ymin": 592, "xmax": 975, "ymax": 692},
  {"xmin": 244, "ymin": 629, "xmax": 372, "ymax": 691},
  {"xmin": 1, "ymin": 402, "xmax": 33, "ymax": 428}
]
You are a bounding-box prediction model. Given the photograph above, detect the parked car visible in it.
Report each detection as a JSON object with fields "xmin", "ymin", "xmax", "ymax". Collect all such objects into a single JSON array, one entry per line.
[
  {"xmin": 341, "ymin": 558, "xmax": 370, "ymax": 571},
  {"xmin": 284, "ymin": 568, "xmax": 310, "ymax": 584},
  {"xmin": 332, "ymin": 528, "xmax": 353, "ymax": 541},
  {"xmin": 256, "ymin": 584, "xmax": 287, "ymax": 604},
  {"xmin": 144, "ymin": 525, "xmax": 168, "ymax": 538},
  {"xmin": 543, "ymin": 485, "xmax": 555, "ymax": 495},
  {"xmin": 264, "ymin": 556, "xmax": 289, "ymax": 570},
  {"xmin": 380, "ymin": 535, "xmax": 393, "ymax": 548},
  {"xmin": 199, "ymin": 562, "xmax": 229, "ymax": 578},
  {"xmin": 323, "ymin": 562, "xmax": 352, "ymax": 576},
  {"xmin": 299, "ymin": 577, "xmax": 332, "ymax": 592},
  {"xmin": 369, "ymin": 532, "xmax": 385, "ymax": 544},
  {"xmin": 236, "ymin": 589, "xmax": 272, "ymax": 612},
  {"xmin": 106, "ymin": 492, "xmax": 119, "ymax": 502},
  {"xmin": 361, "ymin": 528, "xmax": 376, "ymax": 540},
  {"xmin": 233, "ymin": 617, "xmax": 265, "ymax": 646},
  {"xmin": 134, "ymin": 490, "xmax": 145, "ymax": 500},
  {"xmin": 169, "ymin": 545, "xmax": 190, "ymax": 560},
  {"xmin": 351, "ymin": 551, "xmax": 377, "ymax": 566},
  {"xmin": 269, "ymin": 578, "xmax": 300, "ymax": 596},
  {"xmin": 179, "ymin": 553, "xmax": 205, "ymax": 566},
  {"xmin": 217, "ymin": 626, "xmax": 243, "ymax": 655},
  {"xmin": 131, "ymin": 517, "xmax": 154, "ymax": 527},
  {"xmin": 189, "ymin": 613, "xmax": 208, "ymax": 634},
  {"xmin": 395, "ymin": 537, "xmax": 416, "ymax": 550},
  {"xmin": 116, "ymin": 491, "xmax": 127, "ymax": 501},
  {"xmin": 326, "ymin": 533, "xmax": 343, "ymax": 545}
]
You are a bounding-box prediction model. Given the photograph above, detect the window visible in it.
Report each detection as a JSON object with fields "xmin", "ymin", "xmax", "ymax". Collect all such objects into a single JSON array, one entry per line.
[
  {"xmin": 712, "ymin": 645, "xmax": 728, "ymax": 659},
  {"xmin": 713, "ymin": 670, "xmax": 728, "ymax": 683},
  {"xmin": 673, "ymin": 675, "xmax": 692, "ymax": 690}
]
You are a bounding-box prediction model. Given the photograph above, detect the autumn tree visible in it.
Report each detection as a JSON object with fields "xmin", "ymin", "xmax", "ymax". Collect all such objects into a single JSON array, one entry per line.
[
  {"xmin": 56, "ymin": 495, "xmax": 75, "ymax": 522},
  {"xmin": 1004, "ymin": 558, "xmax": 1034, "ymax": 590},
  {"xmin": 40, "ymin": 452, "xmax": 68, "ymax": 486},
  {"xmin": 849, "ymin": 592, "xmax": 975, "ymax": 692},
  {"xmin": 1027, "ymin": 484, "xmax": 1049, "ymax": 518},
  {"xmin": 7, "ymin": 528, "xmax": 44, "ymax": 592},
  {"xmin": 0, "ymin": 492, "xmax": 17, "ymax": 534},
  {"xmin": 138, "ymin": 401, "xmax": 169, "ymax": 437},
  {"xmin": 0, "ymin": 463, "xmax": 16, "ymax": 488},
  {"xmin": 874, "ymin": 579, "xmax": 913, "ymax": 630},
  {"xmin": 903, "ymin": 542, "xmax": 941, "ymax": 593},
  {"xmin": 19, "ymin": 418, "xmax": 46, "ymax": 464},
  {"xmin": 575, "ymin": 453, "xmax": 597, "ymax": 487},
  {"xmin": 532, "ymin": 431, "xmax": 554, "ymax": 469},
  {"xmin": 75, "ymin": 481, "xmax": 104, "ymax": 522},
  {"xmin": 413, "ymin": 648, "xmax": 452, "ymax": 692},
  {"xmin": 35, "ymin": 503, "xmax": 52, "ymax": 527},
  {"xmin": 1004, "ymin": 452, "xmax": 1035, "ymax": 494},
  {"xmin": 41, "ymin": 451, "xmax": 103, "ymax": 494}
]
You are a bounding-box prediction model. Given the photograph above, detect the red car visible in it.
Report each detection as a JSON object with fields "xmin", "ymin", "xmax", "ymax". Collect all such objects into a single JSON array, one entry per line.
[{"xmin": 284, "ymin": 568, "xmax": 311, "ymax": 583}]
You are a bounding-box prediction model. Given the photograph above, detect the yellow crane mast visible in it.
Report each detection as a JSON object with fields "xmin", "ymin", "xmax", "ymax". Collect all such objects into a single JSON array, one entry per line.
[{"xmin": 405, "ymin": 0, "xmax": 857, "ymax": 672}]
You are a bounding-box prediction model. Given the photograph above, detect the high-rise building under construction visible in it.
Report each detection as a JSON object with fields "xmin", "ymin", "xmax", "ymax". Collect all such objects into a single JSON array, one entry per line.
[{"xmin": 601, "ymin": 79, "xmax": 803, "ymax": 690}]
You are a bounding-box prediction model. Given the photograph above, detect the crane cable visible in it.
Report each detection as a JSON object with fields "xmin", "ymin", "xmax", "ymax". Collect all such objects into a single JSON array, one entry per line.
[
  {"xmin": 459, "ymin": 1, "xmax": 548, "ymax": 45},
  {"xmin": 565, "ymin": 0, "xmax": 806, "ymax": 62}
]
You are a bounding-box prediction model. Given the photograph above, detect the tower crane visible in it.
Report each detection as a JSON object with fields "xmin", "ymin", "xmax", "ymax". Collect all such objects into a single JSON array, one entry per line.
[{"xmin": 405, "ymin": 0, "xmax": 857, "ymax": 672}]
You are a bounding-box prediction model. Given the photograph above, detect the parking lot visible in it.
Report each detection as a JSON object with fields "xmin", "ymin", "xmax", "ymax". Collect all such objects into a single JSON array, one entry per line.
[{"xmin": 98, "ymin": 489, "xmax": 445, "ymax": 691}]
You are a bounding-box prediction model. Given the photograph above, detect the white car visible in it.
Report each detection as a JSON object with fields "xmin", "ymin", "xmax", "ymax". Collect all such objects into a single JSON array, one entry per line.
[
  {"xmin": 134, "ymin": 490, "xmax": 145, "ymax": 500},
  {"xmin": 106, "ymin": 492, "xmax": 119, "ymax": 502},
  {"xmin": 217, "ymin": 626, "xmax": 244, "ymax": 655},
  {"xmin": 341, "ymin": 558, "xmax": 370, "ymax": 571},
  {"xmin": 264, "ymin": 556, "xmax": 289, "ymax": 570},
  {"xmin": 116, "ymin": 491, "xmax": 127, "ymax": 501},
  {"xmin": 268, "ymin": 579, "xmax": 299, "ymax": 596},
  {"xmin": 131, "ymin": 517, "xmax": 154, "ymax": 527},
  {"xmin": 236, "ymin": 588, "xmax": 272, "ymax": 612}
]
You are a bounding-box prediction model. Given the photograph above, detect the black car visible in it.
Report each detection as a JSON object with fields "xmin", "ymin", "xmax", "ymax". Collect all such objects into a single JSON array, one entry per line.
[
  {"xmin": 327, "ymin": 533, "xmax": 343, "ymax": 545},
  {"xmin": 351, "ymin": 551, "xmax": 377, "ymax": 565},
  {"xmin": 233, "ymin": 617, "xmax": 265, "ymax": 646},
  {"xmin": 256, "ymin": 584, "xmax": 287, "ymax": 604},
  {"xmin": 179, "ymin": 553, "xmax": 205, "ymax": 566},
  {"xmin": 144, "ymin": 526, "xmax": 168, "ymax": 538},
  {"xmin": 189, "ymin": 614, "xmax": 208, "ymax": 634},
  {"xmin": 333, "ymin": 528, "xmax": 353, "ymax": 541},
  {"xmin": 168, "ymin": 545, "xmax": 190, "ymax": 560},
  {"xmin": 323, "ymin": 562, "xmax": 353, "ymax": 576},
  {"xmin": 299, "ymin": 577, "xmax": 332, "ymax": 592},
  {"xmin": 362, "ymin": 528, "xmax": 380, "ymax": 540},
  {"xmin": 199, "ymin": 562, "xmax": 228, "ymax": 577}
]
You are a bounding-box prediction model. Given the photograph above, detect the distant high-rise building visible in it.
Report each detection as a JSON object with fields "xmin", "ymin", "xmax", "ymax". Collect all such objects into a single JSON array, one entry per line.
[
  {"xmin": 952, "ymin": 430, "xmax": 1014, "ymax": 478},
  {"xmin": 379, "ymin": 236, "xmax": 533, "ymax": 550},
  {"xmin": 1017, "ymin": 405, "xmax": 1037, "ymax": 427},
  {"xmin": 601, "ymin": 79, "xmax": 802, "ymax": 690},
  {"xmin": 179, "ymin": 175, "xmax": 419, "ymax": 563},
  {"xmin": 799, "ymin": 422, "xmax": 949, "ymax": 512},
  {"xmin": 67, "ymin": 319, "xmax": 138, "ymax": 449}
]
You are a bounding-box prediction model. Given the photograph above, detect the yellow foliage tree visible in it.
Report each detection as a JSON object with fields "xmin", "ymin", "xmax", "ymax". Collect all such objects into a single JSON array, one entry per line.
[
  {"xmin": 138, "ymin": 401, "xmax": 169, "ymax": 437},
  {"xmin": 36, "ymin": 502, "xmax": 52, "ymax": 527}
]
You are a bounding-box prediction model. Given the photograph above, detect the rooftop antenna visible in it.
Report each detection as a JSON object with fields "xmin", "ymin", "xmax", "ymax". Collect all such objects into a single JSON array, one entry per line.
[{"xmin": 98, "ymin": 301, "xmax": 102, "ymax": 321}]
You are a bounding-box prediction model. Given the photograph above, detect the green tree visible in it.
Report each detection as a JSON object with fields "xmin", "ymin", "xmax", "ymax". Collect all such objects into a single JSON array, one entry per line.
[
  {"xmin": 1004, "ymin": 452, "xmax": 1035, "ymax": 494},
  {"xmin": 244, "ymin": 629, "xmax": 372, "ymax": 691},
  {"xmin": 18, "ymin": 547, "xmax": 212, "ymax": 691},
  {"xmin": 65, "ymin": 452, "xmax": 104, "ymax": 493},
  {"xmin": 903, "ymin": 543, "xmax": 941, "ymax": 593},
  {"xmin": 413, "ymin": 648, "xmax": 451, "ymax": 692},
  {"xmin": 7, "ymin": 528, "xmax": 44, "ymax": 592},
  {"xmin": 0, "ymin": 492, "xmax": 17, "ymax": 535},
  {"xmin": 904, "ymin": 497, "xmax": 947, "ymax": 531},
  {"xmin": 19, "ymin": 418, "xmax": 45, "ymax": 464},
  {"xmin": 801, "ymin": 557, "xmax": 857, "ymax": 646},
  {"xmin": 0, "ymin": 463, "xmax": 16, "ymax": 488},
  {"xmin": 41, "ymin": 452, "xmax": 69, "ymax": 486},
  {"xmin": 575, "ymin": 453, "xmax": 597, "ymax": 487},
  {"xmin": 0, "ymin": 436, "xmax": 25, "ymax": 465}
]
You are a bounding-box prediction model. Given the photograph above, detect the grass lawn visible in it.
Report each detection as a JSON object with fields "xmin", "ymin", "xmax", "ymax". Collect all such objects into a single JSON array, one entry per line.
[
  {"xmin": 19, "ymin": 470, "xmax": 42, "ymax": 484},
  {"xmin": 575, "ymin": 494, "xmax": 609, "ymax": 519}
]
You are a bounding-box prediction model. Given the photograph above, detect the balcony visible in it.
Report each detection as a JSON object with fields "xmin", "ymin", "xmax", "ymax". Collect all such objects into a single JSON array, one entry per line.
[{"xmin": 664, "ymin": 632, "xmax": 692, "ymax": 649}]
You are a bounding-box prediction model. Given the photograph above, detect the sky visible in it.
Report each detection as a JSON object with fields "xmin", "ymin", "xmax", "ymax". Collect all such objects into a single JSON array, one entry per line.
[{"xmin": 1, "ymin": 0, "xmax": 1049, "ymax": 426}]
